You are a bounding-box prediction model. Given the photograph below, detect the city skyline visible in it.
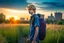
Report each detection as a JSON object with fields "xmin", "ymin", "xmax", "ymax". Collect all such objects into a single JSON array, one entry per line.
[
  {"xmin": 0, "ymin": 0, "xmax": 64, "ymax": 20},
  {"xmin": 0, "ymin": 8, "xmax": 64, "ymax": 20}
]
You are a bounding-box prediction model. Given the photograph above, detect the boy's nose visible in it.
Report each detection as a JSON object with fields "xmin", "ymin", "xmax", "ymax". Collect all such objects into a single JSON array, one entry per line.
[{"xmin": 30, "ymin": 10, "xmax": 34, "ymax": 12}]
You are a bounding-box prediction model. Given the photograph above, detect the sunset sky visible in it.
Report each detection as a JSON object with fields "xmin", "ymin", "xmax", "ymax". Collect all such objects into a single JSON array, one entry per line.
[{"xmin": 0, "ymin": 0, "xmax": 64, "ymax": 20}]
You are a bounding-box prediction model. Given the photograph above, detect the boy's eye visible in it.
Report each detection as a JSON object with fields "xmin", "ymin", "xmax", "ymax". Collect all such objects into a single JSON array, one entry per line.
[
  {"xmin": 28, "ymin": 9, "xmax": 35, "ymax": 10},
  {"xmin": 33, "ymin": 9, "xmax": 35, "ymax": 10},
  {"xmin": 29, "ymin": 9, "xmax": 31, "ymax": 10}
]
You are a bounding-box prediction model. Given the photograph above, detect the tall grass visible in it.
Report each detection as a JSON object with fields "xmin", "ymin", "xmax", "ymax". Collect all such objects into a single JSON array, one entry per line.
[{"xmin": 0, "ymin": 24, "xmax": 64, "ymax": 43}]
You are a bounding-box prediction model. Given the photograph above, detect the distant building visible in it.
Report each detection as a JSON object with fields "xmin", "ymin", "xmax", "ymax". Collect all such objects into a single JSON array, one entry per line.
[
  {"xmin": 20, "ymin": 18, "xmax": 25, "ymax": 21},
  {"xmin": 55, "ymin": 12, "xmax": 62, "ymax": 21},
  {"xmin": 48, "ymin": 13, "xmax": 55, "ymax": 20}
]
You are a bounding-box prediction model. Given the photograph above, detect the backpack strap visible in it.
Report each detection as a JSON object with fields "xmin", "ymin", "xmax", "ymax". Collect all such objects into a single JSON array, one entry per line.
[
  {"xmin": 37, "ymin": 14, "xmax": 40, "ymax": 18},
  {"xmin": 30, "ymin": 15, "xmax": 35, "ymax": 25},
  {"xmin": 30, "ymin": 14, "xmax": 39, "ymax": 25},
  {"xmin": 31, "ymin": 16, "xmax": 35, "ymax": 25}
]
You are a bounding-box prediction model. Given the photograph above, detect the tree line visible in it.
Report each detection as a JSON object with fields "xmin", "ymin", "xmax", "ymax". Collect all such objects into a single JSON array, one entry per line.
[{"xmin": 0, "ymin": 13, "xmax": 64, "ymax": 25}]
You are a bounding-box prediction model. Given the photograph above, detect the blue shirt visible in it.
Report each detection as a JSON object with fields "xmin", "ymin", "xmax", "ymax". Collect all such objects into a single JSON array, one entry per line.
[{"xmin": 29, "ymin": 14, "xmax": 40, "ymax": 42}]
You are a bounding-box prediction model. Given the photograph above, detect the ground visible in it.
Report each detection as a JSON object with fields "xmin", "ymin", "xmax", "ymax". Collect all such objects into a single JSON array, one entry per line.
[{"xmin": 0, "ymin": 24, "xmax": 64, "ymax": 43}]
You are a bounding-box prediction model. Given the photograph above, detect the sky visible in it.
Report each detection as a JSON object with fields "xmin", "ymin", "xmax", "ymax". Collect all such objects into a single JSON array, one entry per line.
[
  {"xmin": 0, "ymin": 0, "xmax": 64, "ymax": 20},
  {"xmin": 0, "ymin": 0, "xmax": 28, "ymax": 10},
  {"xmin": 27, "ymin": 0, "xmax": 64, "ymax": 11}
]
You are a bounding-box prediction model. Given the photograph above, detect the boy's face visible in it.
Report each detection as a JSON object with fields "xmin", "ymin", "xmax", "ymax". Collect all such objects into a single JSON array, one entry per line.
[{"xmin": 28, "ymin": 9, "xmax": 35, "ymax": 15}]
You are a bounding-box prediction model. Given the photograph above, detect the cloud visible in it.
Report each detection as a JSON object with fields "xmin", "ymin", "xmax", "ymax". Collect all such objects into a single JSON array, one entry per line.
[
  {"xmin": 42, "ymin": 2, "xmax": 64, "ymax": 7},
  {"xmin": 0, "ymin": 0, "xmax": 28, "ymax": 10},
  {"xmin": 41, "ymin": 2, "xmax": 64, "ymax": 11},
  {"xmin": 31, "ymin": 2, "xmax": 64, "ymax": 11},
  {"xmin": 27, "ymin": 0, "xmax": 64, "ymax": 11}
]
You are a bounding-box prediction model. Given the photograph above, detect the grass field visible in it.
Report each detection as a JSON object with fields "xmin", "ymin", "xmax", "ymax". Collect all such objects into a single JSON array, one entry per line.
[{"xmin": 0, "ymin": 24, "xmax": 64, "ymax": 43}]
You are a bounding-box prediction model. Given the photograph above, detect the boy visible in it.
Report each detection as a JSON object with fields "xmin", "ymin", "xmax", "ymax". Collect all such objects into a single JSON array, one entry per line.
[{"xmin": 26, "ymin": 4, "xmax": 40, "ymax": 43}]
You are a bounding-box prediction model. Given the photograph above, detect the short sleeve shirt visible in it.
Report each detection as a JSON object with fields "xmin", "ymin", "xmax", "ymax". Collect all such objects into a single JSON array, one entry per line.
[{"xmin": 29, "ymin": 14, "xmax": 40, "ymax": 42}]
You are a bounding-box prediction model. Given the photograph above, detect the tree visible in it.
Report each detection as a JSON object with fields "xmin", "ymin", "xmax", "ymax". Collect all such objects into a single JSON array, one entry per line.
[
  {"xmin": 46, "ymin": 19, "xmax": 50, "ymax": 24},
  {"xmin": 5, "ymin": 19, "xmax": 10, "ymax": 23},
  {"xmin": 57, "ymin": 20, "xmax": 63, "ymax": 25},
  {"xmin": 9, "ymin": 17, "xmax": 15, "ymax": 24},
  {"xmin": 0, "ymin": 13, "xmax": 6, "ymax": 23},
  {"xmin": 15, "ymin": 20, "xmax": 20, "ymax": 24}
]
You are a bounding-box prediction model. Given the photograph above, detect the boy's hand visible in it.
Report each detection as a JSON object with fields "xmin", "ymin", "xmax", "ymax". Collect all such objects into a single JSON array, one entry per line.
[
  {"xmin": 32, "ymin": 40, "xmax": 37, "ymax": 43},
  {"xmin": 26, "ymin": 38, "xmax": 30, "ymax": 43}
]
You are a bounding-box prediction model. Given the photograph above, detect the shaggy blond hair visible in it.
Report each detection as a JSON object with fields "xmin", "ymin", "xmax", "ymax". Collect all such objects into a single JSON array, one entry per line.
[{"xmin": 26, "ymin": 4, "xmax": 36, "ymax": 10}]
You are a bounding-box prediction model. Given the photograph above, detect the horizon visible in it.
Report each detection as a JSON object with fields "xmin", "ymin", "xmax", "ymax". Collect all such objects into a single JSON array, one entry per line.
[
  {"xmin": 0, "ymin": 8, "xmax": 64, "ymax": 20},
  {"xmin": 0, "ymin": 0, "xmax": 64, "ymax": 20}
]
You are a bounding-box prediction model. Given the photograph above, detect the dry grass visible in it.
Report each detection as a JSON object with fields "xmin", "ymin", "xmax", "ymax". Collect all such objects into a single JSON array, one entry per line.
[
  {"xmin": 0, "ymin": 24, "xmax": 64, "ymax": 29},
  {"xmin": 46, "ymin": 24, "xmax": 64, "ymax": 30},
  {"xmin": 0, "ymin": 24, "xmax": 64, "ymax": 43}
]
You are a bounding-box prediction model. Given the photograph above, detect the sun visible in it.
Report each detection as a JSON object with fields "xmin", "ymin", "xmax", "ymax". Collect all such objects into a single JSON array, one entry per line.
[
  {"xmin": 14, "ymin": 16, "xmax": 19, "ymax": 20},
  {"xmin": 6, "ymin": 16, "xmax": 19, "ymax": 20}
]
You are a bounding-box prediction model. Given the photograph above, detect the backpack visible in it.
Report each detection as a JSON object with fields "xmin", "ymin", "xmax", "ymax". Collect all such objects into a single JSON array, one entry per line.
[{"xmin": 31, "ymin": 14, "xmax": 46, "ymax": 40}]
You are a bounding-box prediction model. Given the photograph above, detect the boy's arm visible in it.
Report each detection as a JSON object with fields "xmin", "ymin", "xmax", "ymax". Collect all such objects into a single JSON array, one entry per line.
[
  {"xmin": 33, "ymin": 26, "xmax": 39, "ymax": 41},
  {"xmin": 33, "ymin": 15, "xmax": 40, "ymax": 41}
]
